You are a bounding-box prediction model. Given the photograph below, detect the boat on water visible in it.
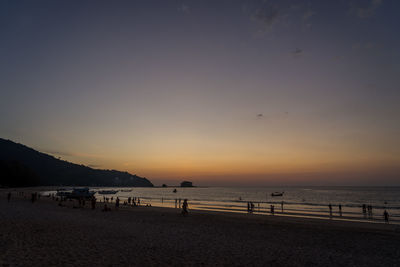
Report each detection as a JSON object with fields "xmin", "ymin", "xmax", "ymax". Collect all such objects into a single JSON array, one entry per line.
[
  {"xmin": 271, "ymin": 192, "xmax": 284, "ymax": 197},
  {"xmin": 55, "ymin": 188, "xmax": 69, "ymax": 196},
  {"xmin": 120, "ymin": 189, "xmax": 132, "ymax": 192},
  {"xmin": 57, "ymin": 188, "xmax": 95, "ymax": 199},
  {"xmin": 97, "ymin": 190, "xmax": 119, "ymax": 194},
  {"xmin": 56, "ymin": 188, "xmax": 68, "ymax": 192}
]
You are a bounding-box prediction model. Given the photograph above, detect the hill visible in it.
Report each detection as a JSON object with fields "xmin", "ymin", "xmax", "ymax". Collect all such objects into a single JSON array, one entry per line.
[{"xmin": 0, "ymin": 138, "xmax": 153, "ymax": 187}]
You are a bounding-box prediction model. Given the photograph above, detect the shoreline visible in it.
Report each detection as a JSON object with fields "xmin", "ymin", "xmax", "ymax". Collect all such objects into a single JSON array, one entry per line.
[
  {"xmin": 2, "ymin": 191, "xmax": 400, "ymax": 266},
  {"xmin": 3, "ymin": 187, "xmax": 399, "ymax": 225}
]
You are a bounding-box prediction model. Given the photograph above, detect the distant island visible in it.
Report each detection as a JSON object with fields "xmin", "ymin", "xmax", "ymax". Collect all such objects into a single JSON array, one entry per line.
[
  {"xmin": 180, "ymin": 181, "xmax": 194, "ymax": 187},
  {"xmin": 0, "ymin": 138, "xmax": 153, "ymax": 187}
]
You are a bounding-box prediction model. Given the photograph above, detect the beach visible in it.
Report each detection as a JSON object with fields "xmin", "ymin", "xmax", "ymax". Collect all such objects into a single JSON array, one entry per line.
[{"xmin": 1, "ymin": 190, "xmax": 400, "ymax": 266}]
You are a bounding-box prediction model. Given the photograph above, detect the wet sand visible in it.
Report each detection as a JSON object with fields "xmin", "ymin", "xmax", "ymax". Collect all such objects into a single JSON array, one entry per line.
[{"xmin": 1, "ymin": 191, "xmax": 400, "ymax": 266}]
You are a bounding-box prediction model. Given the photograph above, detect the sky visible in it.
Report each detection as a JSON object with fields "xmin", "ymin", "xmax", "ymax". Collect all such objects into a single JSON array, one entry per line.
[{"xmin": 1, "ymin": 0, "xmax": 399, "ymax": 186}]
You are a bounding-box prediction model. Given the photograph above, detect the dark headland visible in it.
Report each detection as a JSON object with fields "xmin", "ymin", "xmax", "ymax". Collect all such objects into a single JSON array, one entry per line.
[{"xmin": 0, "ymin": 138, "xmax": 153, "ymax": 187}]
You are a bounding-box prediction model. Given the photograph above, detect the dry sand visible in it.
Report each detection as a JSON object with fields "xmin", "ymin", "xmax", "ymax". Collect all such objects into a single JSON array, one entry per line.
[{"xmin": 1, "ymin": 190, "xmax": 400, "ymax": 267}]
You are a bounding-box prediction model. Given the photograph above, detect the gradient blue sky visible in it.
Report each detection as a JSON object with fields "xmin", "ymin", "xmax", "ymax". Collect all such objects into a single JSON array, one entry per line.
[{"xmin": 1, "ymin": 0, "xmax": 399, "ymax": 185}]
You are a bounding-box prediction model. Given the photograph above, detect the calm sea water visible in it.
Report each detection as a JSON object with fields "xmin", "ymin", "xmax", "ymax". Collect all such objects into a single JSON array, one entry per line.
[{"xmin": 46, "ymin": 186, "xmax": 400, "ymax": 223}]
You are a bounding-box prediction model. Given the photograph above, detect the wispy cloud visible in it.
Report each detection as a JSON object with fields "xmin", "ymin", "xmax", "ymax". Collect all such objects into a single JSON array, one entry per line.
[
  {"xmin": 41, "ymin": 149, "xmax": 73, "ymax": 157},
  {"xmin": 39, "ymin": 148, "xmax": 105, "ymax": 160},
  {"xmin": 352, "ymin": 42, "xmax": 378, "ymax": 50},
  {"xmin": 292, "ymin": 48, "xmax": 303, "ymax": 58},
  {"xmin": 302, "ymin": 10, "xmax": 315, "ymax": 21},
  {"xmin": 178, "ymin": 3, "xmax": 190, "ymax": 14},
  {"xmin": 352, "ymin": 0, "xmax": 383, "ymax": 18},
  {"xmin": 88, "ymin": 164, "xmax": 101, "ymax": 168},
  {"xmin": 247, "ymin": 1, "xmax": 316, "ymax": 35},
  {"xmin": 251, "ymin": 6, "xmax": 280, "ymax": 32}
]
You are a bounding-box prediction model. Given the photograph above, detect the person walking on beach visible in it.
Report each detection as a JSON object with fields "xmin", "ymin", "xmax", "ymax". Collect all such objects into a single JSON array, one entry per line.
[
  {"xmin": 175, "ymin": 198, "xmax": 178, "ymax": 208},
  {"xmin": 103, "ymin": 204, "xmax": 110, "ymax": 212},
  {"xmin": 281, "ymin": 201, "xmax": 284, "ymax": 213},
  {"xmin": 91, "ymin": 197, "xmax": 96, "ymax": 210},
  {"xmin": 179, "ymin": 198, "xmax": 181, "ymax": 208},
  {"xmin": 247, "ymin": 202, "xmax": 250, "ymax": 213},
  {"xmin": 270, "ymin": 205, "xmax": 274, "ymax": 215},
  {"xmin": 368, "ymin": 205, "xmax": 373, "ymax": 219},
  {"xmin": 182, "ymin": 199, "xmax": 189, "ymax": 216},
  {"xmin": 384, "ymin": 210, "xmax": 389, "ymax": 223},
  {"xmin": 339, "ymin": 204, "xmax": 342, "ymax": 217},
  {"xmin": 7, "ymin": 192, "xmax": 11, "ymax": 202},
  {"xmin": 362, "ymin": 204, "xmax": 367, "ymax": 217},
  {"xmin": 329, "ymin": 204, "xmax": 332, "ymax": 217},
  {"xmin": 115, "ymin": 197, "xmax": 120, "ymax": 210}
]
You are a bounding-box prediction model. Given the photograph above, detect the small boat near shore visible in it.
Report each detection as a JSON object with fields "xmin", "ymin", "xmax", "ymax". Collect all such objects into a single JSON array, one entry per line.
[
  {"xmin": 271, "ymin": 192, "xmax": 284, "ymax": 197},
  {"xmin": 98, "ymin": 190, "xmax": 119, "ymax": 194},
  {"xmin": 57, "ymin": 188, "xmax": 95, "ymax": 199},
  {"xmin": 120, "ymin": 189, "xmax": 132, "ymax": 192}
]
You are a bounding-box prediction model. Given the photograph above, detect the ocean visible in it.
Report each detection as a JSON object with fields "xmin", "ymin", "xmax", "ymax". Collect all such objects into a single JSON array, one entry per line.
[{"xmin": 46, "ymin": 186, "xmax": 400, "ymax": 224}]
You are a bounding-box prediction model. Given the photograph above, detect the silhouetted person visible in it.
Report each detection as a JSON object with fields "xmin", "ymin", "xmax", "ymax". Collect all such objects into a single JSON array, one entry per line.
[
  {"xmin": 281, "ymin": 201, "xmax": 284, "ymax": 213},
  {"xmin": 91, "ymin": 197, "xmax": 96, "ymax": 210},
  {"xmin": 251, "ymin": 202, "xmax": 255, "ymax": 213},
  {"xmin": 179, "ymin": 198, "xmax": 181, "ymax": 208},
  {"xmin": 182, "ymin": 199, "xmax": 188, "ymax": 216},
  {"xmin": 116, "ymin": 197, "xmax": 120, "ymax": 210},
  {"xmin": 270, "ymin": 205, "xmax": 274, "ymax": 215},
  {"xmin": 175, "ymin": 198, "xmax": 178, "ymax": 208},
  {"xmin": 362, "ymin": 204, "xmax": 366, "ymax": 217},
  {"xmin": 384, "ymin": 210, "xmax": 389, "ymax": 223},
  {"xmin": 247, "ymin": 202, "xmax": 250, "ymax": 213},
  {"xmin": 102, "ymin": 204, "xmax": 110, "ymax": 212},
  {"xmin": 329, "ymin": 204, "xmax": 332, "ymax": 217},
  {"xmin": 7, "ymin": 192, "xmax": 11, "ymax": 202},
  {"xmin": 367, "ymin": 205, "xmax": 373, "ymax": 219},
  {"xmin": 339, "ymin": 204, "xmax": 342, "ymax": 217}
]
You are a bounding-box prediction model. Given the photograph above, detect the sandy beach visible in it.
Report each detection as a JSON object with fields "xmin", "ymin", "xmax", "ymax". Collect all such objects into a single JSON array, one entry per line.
[{"xmin": 1, "ymin": 190, "xmax": 400, "ymax": 267}]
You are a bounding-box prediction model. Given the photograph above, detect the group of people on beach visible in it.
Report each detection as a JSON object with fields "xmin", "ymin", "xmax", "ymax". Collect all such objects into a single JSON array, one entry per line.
[
  {"xmin": 4, "ymin": 191, "xmax": 392, "ymax": 222},
  {"xmin": 326, "ymin": 203, "xmax": 390, "ymax": 223},
  {"xmin": 362, "ymin": 204, "xmax": 374, "ymax": 218},
  {"xmin": 361, "ymin": 203, "xmax": 389, "ymax": 222},
  {"xmin": 173, "ymin": 198, "xmax": 189, "ymax": 216},
  {"xmin": 247, "ymin": 202, "xmax": 255, "ymax": 213},
  {"xmin": 247, "ymin": 202, "xmax": 283, "ymax": 215}
]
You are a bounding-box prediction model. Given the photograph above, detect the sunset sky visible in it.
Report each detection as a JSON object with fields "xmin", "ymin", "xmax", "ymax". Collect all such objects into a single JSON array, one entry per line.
[{"xmin": 1, "ymin": 0, "xmax": 399, "ymax": 185}]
